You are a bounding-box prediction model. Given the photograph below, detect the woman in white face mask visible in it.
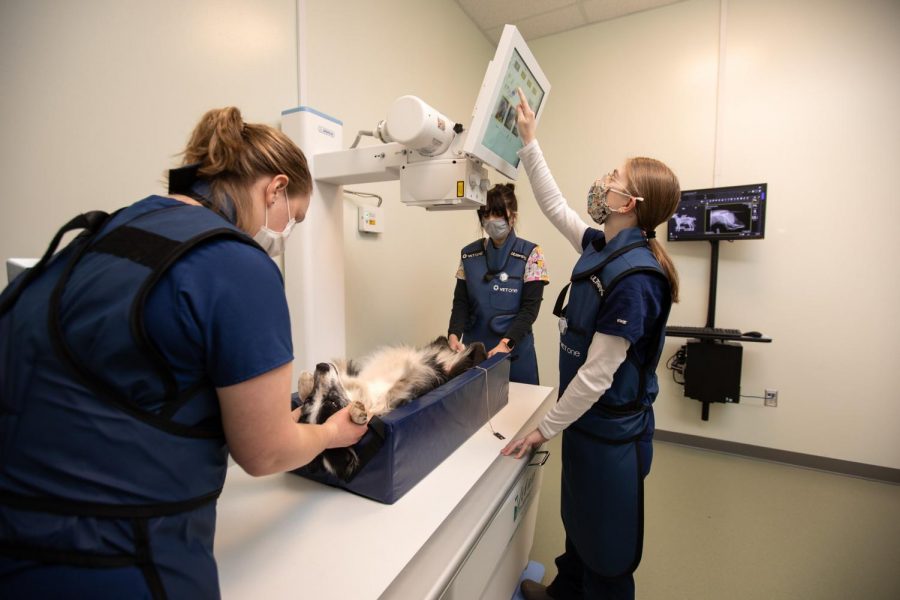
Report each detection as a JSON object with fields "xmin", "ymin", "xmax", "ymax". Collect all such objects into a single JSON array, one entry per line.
[
  {"xmin": 446, "ymin": 183, "xmax": 550, "ymax": 385},
  {"xmin": 0, "ymin": 106, "xmax": 366, "ymax": 598}
]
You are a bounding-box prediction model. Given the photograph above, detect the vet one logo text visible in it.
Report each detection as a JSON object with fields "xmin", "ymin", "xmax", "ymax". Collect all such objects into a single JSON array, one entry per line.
[
  {"xmin": 493, "ymin": 285, "xmax": 519, "ymax": 293},
  {"xmin": 560, "ymin": 342, "xmax": 581, "ymax": 358}
]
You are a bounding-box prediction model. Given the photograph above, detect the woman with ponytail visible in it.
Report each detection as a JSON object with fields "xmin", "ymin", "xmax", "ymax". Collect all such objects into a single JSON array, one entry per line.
[
  {"xmin": 0, "ymin": 107, "xmax": 366, "ymax": 598},
  {"xmin": 502, "ymin": 90, "xmax": 680, "ymax": 600}
]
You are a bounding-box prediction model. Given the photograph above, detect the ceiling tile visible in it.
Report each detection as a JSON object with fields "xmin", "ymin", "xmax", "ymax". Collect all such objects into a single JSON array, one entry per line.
[
  {"xmin": 582, "ymin": 0, "xmax": 685, "ymax": 24},
  {"xmin": 516, "ymin": 5, "xmax": 588, "ymax": 41},
  {"xmin": 456, "ymin": 0, "xmax": 577, "ymax": 30}
]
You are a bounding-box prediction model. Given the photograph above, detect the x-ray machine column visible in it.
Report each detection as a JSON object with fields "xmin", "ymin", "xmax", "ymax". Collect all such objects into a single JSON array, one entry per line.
[{"xmin": 281, "ymin": 107, "xmax": 346, "ymax": 381}]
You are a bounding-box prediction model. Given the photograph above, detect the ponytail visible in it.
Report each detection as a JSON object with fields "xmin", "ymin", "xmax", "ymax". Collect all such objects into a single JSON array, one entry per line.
[
  {"xmin": 624, "ymin": 157, "xmax": 681, "ymax": 303},
  {"xmin": 171, "ymin": 107, "xmax": 311, "ymax": 231},
  {"xmin": 647, "ymin": 238, "xmax": 680, "ymax": 303},
  {"xmin": 183, "ymin": 107, "xmax": 246, "ymax": 177}
]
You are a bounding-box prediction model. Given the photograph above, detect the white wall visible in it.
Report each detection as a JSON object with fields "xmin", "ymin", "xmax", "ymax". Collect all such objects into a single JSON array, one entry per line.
[
  {"xmin": 0, "ymin": 0, "xmax": 299, "ymax": 261},
  {"xmin": 524, "ymin": 0, "xmax": 900, "ymax": 469}
]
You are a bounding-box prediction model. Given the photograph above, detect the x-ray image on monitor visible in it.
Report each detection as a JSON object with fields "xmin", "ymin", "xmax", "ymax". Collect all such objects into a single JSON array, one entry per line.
[
  {"xmin": 706, "ymin": 203, "xmax": 752, "ymax": 234},
  {"xmin": 494, "ymin": 97, "xmax": 510, "ymax": 123},
  {"xmin": 503, "ymin": 104, "xmax": 517, "ymax": 132},
  {"xmin": 668, "ymin": 183, "xmax": 767, "ymax": 242},
  {"xmin": 672, "ymin": 212, "xmax": 698, "ymax": 233}
]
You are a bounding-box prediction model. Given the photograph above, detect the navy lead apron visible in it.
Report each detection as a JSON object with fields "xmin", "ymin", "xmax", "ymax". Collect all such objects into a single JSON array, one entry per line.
[
  {"xmin": 553, "ymin": 227, "xmax": 671, "ymax": 578},
  {"xmin": 461, "ymin": 233, "xmax": 539, "ymax": 384},
  {"xmin": 0, "ymin": 200, "xmax": 264, "ymax": 598}
]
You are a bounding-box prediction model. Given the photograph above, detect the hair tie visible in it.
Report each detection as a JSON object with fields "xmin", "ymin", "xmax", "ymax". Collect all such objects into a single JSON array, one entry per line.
[{"xmin": 645, "ymin": 229, "xmax": 657, "ymax": 239}]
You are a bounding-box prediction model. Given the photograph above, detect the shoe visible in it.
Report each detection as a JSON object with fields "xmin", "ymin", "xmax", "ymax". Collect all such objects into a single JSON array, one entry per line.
[{"xmin": 520, "ymin": 578, "xmax": 553, "ymax": 600}]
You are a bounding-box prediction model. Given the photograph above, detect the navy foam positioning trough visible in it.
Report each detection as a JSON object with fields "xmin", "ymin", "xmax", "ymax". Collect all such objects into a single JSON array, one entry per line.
[{"xmin": 291, "ymin": 354, "xmax": 510, "ymax": 504}]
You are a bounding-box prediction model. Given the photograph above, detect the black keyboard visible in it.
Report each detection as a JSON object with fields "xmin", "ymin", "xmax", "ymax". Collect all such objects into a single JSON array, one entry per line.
[{"xmin": 665, "ymin": 325, "xmax": 743, "ymax": 339}]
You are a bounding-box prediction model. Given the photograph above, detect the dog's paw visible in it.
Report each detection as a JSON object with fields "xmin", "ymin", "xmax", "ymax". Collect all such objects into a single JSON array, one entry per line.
[
  {"xmin": 298, "ymin": 371, "xmax": 314, "ymax": 399},
  {"xmin": 349, "ymin": 400, "xmax": 368, "ymax": 425}
]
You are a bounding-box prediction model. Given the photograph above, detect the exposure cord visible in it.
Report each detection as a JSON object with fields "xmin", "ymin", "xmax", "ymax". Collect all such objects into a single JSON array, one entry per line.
[{"xmin": 474, "ymin": 365, "xmax": 505, "ymax": 440}]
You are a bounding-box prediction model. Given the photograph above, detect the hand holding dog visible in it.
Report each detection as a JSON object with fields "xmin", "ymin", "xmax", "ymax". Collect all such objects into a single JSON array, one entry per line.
[
  {"xmin": 487, "ymin": 339, "xmax": 512, "ymax": 358},
  {"xmin": 501, "ymin": 428, "xmax": 547, "ymax": 459},
  {"xmin": 448, "ymin": 334, "xmax": 465, "ymax": 353},
  {"xmin": 323, "ymin": 406, "xmax": 368, "ymax": 449}
]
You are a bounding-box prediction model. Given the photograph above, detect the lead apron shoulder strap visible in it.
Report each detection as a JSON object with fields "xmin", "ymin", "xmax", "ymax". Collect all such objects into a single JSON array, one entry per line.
[{"xmin": 47, "ymin": 206, "xmax": 252, "ymax": 438}]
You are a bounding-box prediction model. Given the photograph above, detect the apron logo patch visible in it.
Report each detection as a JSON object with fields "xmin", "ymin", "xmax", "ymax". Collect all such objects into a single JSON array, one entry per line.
[
  {"xmin": 492, "ymin": 284, "xmax": 519, "ymax": 293},
  {"xmin": 560, "ymin": 342, "xmax": 581, "ymax": 358},
  {"xmin": 617, "ymin": 318, "xmax": 628, "ymax": 325},
  {"xmin": 589, "ymin": 274, "xmax": 604, "ymax": 295}
]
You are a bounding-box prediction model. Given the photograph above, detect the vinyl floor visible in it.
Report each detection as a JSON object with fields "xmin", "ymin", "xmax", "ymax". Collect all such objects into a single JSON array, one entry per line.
[{"xmin": 528, "ymin": 438, "xmax": 900, "ymax": 600}]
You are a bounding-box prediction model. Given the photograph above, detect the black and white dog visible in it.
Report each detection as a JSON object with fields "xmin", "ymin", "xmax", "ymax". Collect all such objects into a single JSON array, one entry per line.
[{"xmin": 296, "ymin": 336, "xmax": 488, "ymax": 479}]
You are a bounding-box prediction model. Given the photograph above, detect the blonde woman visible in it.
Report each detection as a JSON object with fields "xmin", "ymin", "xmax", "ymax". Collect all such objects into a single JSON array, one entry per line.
[
  {"xmin": 0, "ymin": 107, "xmax": 366, "ymax": 598},
  {"xmin": 504, "ymin": 89, "xmax": 680, "ymax": 600}
]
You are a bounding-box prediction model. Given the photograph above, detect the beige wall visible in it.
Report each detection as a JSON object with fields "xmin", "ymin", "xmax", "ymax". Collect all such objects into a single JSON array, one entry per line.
[
  {"xmin": 305, "ymin": 0, "xmax": 900, "ymax": 469},
  {"xmin": 302, "ymin": 0, "xmax": 494, "ymax": 357},
  {"xmin": 525, "ymin": 0, "xmax": 900, "ymax": 469},
  {"xmin": 0, "ymin": 0, "xmax": 299, "ymax": 260},
  {"xmin": 2, "ymin": 0, "xmax": 898, "ymax": 470}
]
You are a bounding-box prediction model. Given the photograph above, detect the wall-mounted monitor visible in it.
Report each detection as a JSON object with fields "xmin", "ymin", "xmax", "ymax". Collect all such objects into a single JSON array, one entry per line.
[
  {"xmin": 667, "ymin": 183, "xmax": 767, "ymax": 242},
  {"xmin": 463, "ymin": 25, "xmax": 551, "ymax": 180}
]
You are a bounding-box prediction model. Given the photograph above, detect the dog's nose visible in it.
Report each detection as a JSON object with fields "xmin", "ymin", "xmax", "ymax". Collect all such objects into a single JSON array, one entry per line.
[{"xmin": 315, "ymin": 363, "xmax": 332, "ymax": 374}]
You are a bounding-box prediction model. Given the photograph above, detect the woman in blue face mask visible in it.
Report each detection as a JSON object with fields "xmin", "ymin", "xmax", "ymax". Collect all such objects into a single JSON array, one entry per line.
[
  {"xmin": 0, "ymin": 107, "xmax": 367, "ymax": 598},
  {"xmin": 447, "ymin": 183, "xmax": 549, "ymax": 385}
]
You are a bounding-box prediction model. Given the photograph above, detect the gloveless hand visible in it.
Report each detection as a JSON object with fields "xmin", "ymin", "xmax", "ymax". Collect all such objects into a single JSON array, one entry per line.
[{"xmin": 515, "ymin": 87, "xmax": 537, "ymax": 145}]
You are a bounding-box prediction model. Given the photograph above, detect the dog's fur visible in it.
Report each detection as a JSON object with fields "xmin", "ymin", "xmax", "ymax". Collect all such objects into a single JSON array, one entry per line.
[{"xmin": 296, "ymin": 336, "xmax": 488, "ymax": 479}]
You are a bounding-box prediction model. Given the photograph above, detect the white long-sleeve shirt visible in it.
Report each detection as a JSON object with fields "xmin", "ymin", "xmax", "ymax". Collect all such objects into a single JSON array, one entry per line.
[{"xmin": 517, "ymin": 140, "xmax": 631, "ymax": 440}]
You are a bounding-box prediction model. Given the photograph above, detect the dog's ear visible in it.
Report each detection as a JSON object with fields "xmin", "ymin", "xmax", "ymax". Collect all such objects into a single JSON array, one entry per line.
[
  {"xmin": 468, "ymin": 341, "xmax": 488, "ymax": 365},
  {"xmin": 346, "ymin": 359, "xmax": 361, "ymax": 377},
  {"xmin": 297, "ymin": 371, "xmax": 315, "ymax": 401},
  {"xmin": 431, "ymin": 335, "xmax": 450, "ymax": 349},
  {"xmin": 332, "ymin": 358, "xmax": 361, "ymax": 378},
  {"xmin": 445, "ymin": 341, "xmax": 488, "ymax": 380}
]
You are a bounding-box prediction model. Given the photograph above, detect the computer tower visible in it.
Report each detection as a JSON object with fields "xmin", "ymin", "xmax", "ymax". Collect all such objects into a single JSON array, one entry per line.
[{"xmin": 684, "ymin": 341, "xmax": 742, "ymax": 404}]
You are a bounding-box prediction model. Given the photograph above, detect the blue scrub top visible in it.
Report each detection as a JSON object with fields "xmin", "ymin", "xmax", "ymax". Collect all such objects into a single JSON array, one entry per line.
[{"xmin": 141, "ymin": 197, "xmax": 293, "ymax": 406}]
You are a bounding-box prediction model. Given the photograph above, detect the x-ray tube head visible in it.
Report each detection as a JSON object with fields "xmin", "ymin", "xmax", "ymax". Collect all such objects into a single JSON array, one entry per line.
[{"xmin": 379, "ymin": 95, "xmax": 456, "ymax": 156}]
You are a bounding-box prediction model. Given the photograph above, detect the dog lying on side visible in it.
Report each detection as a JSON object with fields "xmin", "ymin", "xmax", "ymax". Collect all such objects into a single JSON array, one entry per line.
[{"xmin": 296, "ymin": 336, "xmax": 488, "ymax": 479}]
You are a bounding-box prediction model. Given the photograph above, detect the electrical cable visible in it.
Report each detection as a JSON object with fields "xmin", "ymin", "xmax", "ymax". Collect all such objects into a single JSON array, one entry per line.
[
  {"xmin": 350, "ymin": 130, "xmax": 375, "ymax": 149},
  {"xmin": 665, "ymin": 345, "xmax": 687, "ymax": 385},
  {"xmin": 343, "ymin": 189, "xmax": 383, "ymax": 207},
  {"xmin": 474, "ymin": 365, "xmax": 505, "ymax": 440}
]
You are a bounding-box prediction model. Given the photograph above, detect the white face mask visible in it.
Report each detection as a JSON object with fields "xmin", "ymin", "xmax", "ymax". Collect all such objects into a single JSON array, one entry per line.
[{"xmin": 254, "ymin": 188, "xmax": 296, "ymax": 257}]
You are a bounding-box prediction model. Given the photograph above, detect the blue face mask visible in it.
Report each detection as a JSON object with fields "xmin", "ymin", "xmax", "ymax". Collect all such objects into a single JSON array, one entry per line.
[{"xmin": 482, "ymin": 218, "xmax": 510, "ymax": 242}]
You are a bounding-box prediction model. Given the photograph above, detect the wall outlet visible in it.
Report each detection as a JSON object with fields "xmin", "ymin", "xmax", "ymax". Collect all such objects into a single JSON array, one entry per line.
[{"xmin": 764, "ymin": 389, "xmax": 778, "ymax": 407}]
